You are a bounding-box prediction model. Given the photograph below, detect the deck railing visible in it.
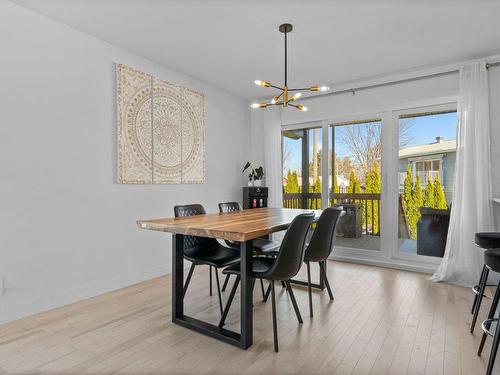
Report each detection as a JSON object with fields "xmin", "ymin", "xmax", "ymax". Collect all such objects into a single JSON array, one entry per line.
[{"xmin": 283, "ymin": 192, "xmax": 381, "ymax": 236}]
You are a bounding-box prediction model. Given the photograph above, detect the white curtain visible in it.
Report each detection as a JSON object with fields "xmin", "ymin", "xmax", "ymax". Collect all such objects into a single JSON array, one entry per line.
[
  {"xmin": 263, "ymin": 107, "xmax": 283, "ymax": 208},
  {"xmin": 431, "ymin": 61, "xmax": 495, "ymax": 286}
]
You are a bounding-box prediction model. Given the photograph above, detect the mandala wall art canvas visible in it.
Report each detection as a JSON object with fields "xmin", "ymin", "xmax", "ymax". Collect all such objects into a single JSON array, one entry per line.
[{"xmin": 117, "ymin": 64, "xmax": 205, "ymax": 184}]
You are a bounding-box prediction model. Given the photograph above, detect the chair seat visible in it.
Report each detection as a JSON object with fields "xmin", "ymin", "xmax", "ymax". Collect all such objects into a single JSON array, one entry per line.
[
  {"xmin": 304, "ymin": 252, "xmax": 324, "ymax": 263},
  {"xmin": 184, "ymin": 244, "xmax": 240, "ymax": 268},
  {"xmin": 484, "ymin": 249, "xmax": 500, "ymax": 273},
  {"xmin": 222, "ymin": 257, "xmax": 275, "ymax": 276},
  {"xmin": 476, "ymin": 232, "xmax": 500, "ymax": 249},
  {"xmin": 253, "ymin": 238, "xmax": 280, "ymax": 254}
]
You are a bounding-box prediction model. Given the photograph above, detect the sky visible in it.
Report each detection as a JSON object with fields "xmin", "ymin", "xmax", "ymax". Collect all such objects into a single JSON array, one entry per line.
[{"xmin": 283, "ymin": 111, "xmax": 458, "ymax": 176}]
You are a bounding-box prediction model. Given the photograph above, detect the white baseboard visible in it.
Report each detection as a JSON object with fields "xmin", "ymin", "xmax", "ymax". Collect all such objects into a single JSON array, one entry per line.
[
  {"xmin": 0, "ymin": 263, "xmax": 170, "ymax": 325},
  {"xmin": 330, "ymin": 254, "xmax": 437, "ymax": 274}
]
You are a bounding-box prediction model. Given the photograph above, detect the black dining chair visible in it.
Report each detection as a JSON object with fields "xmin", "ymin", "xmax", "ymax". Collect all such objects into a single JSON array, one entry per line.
[
  {"xmin": 174, "ymin": 204, "xmax": 240, "ymax": 315},
  {"xmin": 218, "ymin": 212, "xmax": 315, "ymax": 352},
  {"xmin": 303, "ymin": 207, "xmax": 343, "ymax": 317},
  {"xmin": 218, "ymin": 202, "xmax": 280, "ymax": 295}
]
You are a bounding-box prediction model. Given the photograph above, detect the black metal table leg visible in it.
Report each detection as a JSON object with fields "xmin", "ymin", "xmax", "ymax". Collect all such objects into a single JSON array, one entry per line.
[
  {"xmin": 171, "ymin": 234, "xmax": 252, "ymax": 349},
  {"xmin": 172, "ymin": 234, "xmax": 184, "ymax": 320},
  {"xmin": 240, "ymin": 239, "xmax": 253, "ymax": 349}
]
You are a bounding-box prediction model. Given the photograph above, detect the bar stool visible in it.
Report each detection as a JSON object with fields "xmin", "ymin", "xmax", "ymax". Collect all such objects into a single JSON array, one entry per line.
[
  {"xmin": 471, "ymin": 232, "xmax": 500, "ymax": 333},
  {"xmin": 477, "ymin": 249, "xmax": 500, "ymax": 375}
]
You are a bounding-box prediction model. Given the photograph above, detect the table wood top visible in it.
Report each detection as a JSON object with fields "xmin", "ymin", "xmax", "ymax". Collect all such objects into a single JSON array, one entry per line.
[{"xmin": 137, "ymin": 207, "xmax": 321, "ymax": 241}]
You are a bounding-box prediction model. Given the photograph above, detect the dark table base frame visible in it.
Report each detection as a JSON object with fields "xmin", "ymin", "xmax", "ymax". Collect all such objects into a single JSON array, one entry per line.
[{"xmin": 172, "ymin": 234, "xmax": 253, "ymax": 349}]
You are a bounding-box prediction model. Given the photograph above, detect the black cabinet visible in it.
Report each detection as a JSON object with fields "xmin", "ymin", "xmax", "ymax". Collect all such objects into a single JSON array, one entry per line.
[{"xmin": 243, "ymin": 187, "xmax": 268, "ymax": 209}]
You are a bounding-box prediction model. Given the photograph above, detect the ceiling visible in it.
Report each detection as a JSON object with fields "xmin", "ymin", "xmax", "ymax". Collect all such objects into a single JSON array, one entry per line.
[{"xmin": 12, "ymin": 0, "xmax": 500, "ymax": 99}]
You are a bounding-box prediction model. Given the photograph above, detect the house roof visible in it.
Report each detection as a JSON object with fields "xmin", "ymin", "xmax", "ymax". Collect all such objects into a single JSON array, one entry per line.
[{"xmin": 399, "ymin": 139, "xmax": 456, "ymax": 159}]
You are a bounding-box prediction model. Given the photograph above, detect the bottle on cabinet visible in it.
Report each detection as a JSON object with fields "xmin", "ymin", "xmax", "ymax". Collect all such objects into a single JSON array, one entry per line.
[{"xmin": 243, "ymin": 187, "xmax": 268, "ymax": 209}]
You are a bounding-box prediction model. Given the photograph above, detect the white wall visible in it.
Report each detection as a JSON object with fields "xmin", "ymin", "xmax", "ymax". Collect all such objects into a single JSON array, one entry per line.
[{"xmin": 0, "ymin": 1, "xmax": 250, "ymax": 323}]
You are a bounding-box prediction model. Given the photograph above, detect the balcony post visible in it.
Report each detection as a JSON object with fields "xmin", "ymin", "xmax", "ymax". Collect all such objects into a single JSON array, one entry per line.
[{"xmin": 301, "ymin": 129, "xmax": 309, "ymax": 209}]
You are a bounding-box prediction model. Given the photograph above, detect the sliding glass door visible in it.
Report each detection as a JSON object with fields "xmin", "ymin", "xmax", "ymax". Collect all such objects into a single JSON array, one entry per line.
[
  {"xmin": 280, "ymin": 102, "xmax": 457, "ymax": 268},
  {"xmin": 282, "ymin": 126, "xmax": 323, "ymax": 209},
  {"xmin": 328, "ymin": 120, "xmax": 383, "ymax": 251},
  {"xmin": 395, "ymin": 108, "xmax": 457, "ymax": 260}
]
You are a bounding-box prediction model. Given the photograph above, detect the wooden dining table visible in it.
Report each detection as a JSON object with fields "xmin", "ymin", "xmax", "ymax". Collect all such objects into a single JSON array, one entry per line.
[{"xmin": 137, "ymin": 207, "xmax": 321, "ymax": 349}]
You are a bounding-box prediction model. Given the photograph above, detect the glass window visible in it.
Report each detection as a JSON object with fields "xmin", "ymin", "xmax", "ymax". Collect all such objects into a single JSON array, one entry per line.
[
  {"xmin": 398, "ymin": 111, "xmax": 457, "ymax": 258},
  {"xmin": 329, "ymin": 120, "xmax": 382, "ymax": 251}
]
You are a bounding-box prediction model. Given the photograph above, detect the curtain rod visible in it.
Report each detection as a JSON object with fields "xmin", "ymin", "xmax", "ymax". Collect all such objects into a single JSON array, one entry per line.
[{"xmin": 301, "ymin": 61, "xmax": 500, "ymax": 101}]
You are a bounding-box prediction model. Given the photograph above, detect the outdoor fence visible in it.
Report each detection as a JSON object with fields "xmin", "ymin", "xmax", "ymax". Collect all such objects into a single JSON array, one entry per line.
[{"xmin": 283, "ymin": 192, "xmax": 381, "ymax": 236}]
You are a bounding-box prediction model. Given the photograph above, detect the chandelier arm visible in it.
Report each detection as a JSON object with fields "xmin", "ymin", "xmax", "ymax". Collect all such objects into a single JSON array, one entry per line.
[
  {"xmin": 288, "ymin": 87, "xmax": 310, "ymax": 91},
  {"xmin": 268, "ymin": 84, "xmax": 285, "ymax": 91}
]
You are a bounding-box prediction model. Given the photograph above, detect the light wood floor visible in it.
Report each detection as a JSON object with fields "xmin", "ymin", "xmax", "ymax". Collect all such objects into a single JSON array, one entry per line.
[{"xmin": 0, "ymin": 261, "xmax": 498, "ymax": 375}]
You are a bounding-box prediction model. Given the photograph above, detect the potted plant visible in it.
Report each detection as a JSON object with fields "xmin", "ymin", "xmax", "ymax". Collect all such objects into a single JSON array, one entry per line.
[{"xmin": 242, "ymin": 162, "xmax": 264, "ymax": 187}]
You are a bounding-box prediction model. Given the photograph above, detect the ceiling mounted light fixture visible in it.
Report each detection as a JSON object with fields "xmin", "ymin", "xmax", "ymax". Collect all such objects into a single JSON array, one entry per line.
[{"xmin": 251, "ymin": 23, "xmax": 330, "ymax": 112}]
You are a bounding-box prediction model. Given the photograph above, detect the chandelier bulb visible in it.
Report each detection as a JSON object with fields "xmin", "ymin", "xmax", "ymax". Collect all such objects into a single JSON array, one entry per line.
[
  {"xmin": 254, "ymin": 80, "xmax": 271, "ymax": 87},
  {"xmin": 291, "ymin": 92, "xmax": 302, "ymax": 101},
  {"xmin": 319, "ymin": 86, "xmax": 330, "ymax": 92},
  {"xmin": 250, "ymin": 102, "xmax": 268, "ymax": 109},
  {"xmin": 296, "ymin": 105, "xmax": 308, "ymax": 112}
]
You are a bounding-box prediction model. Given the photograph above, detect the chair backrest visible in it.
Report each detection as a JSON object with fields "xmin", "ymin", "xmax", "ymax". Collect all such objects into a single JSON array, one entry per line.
[
  {"xmin": 262, "ymin": 212, "xmax": 315, "ymax": 280},
  {"xmin": 305, "ymin": 207, "xmax": 343, "ymax": 261},
  {"xmin": 219, "ymin": 202, "xmax": 241, "ymax": 213},
  {"xmin": 174, "ymin": 204, "xmax": 215, "ymax": 251}
]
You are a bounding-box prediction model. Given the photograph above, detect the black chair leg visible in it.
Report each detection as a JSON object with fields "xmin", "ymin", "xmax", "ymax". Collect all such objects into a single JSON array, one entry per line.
[
  {"xmin": 219, "ymin": 276, "xmax": 240, "ymax": 328},
  {"xmin": 260, "ymin": 278, "xmax": 266, "ymax": 301},
  {"xmin": 472, "ymin": 264, "xmax": 487, "ymax": 314},
  {"xmin": 320, "ymin": 261, "xmax": 334, "ymax": 300},
  {"xmin": 214, "ymin": 268, "xmax": 223, "ymax": 315},
  {"xmin": 281, "ymin": 281, "xmax": 286, "ymax": 289},
  {"xmin": 222, "ymin": 274, "xmax": 231, "ymax": 292},
  {"xmin": 478, "ymin": 280, "xmax": 500, "ymax": 355},
  {"xmin": 183, "ymin": 263, "xmax": 195, "ymax": 297},
  {"xmin": 471, "ymin": 266, "xmax": 490, "ymax": 333},
  {"xmin": 264, "ymin": 282, "xmax": 271, "ymax": 302},
  {"xmin": 209, "ymin": 266, "xmax": 213, "ymax": 296},
  {"xmin": 486, "ymin": 318, "xmax": 500, "ymax": 375},
  {"xmin": 270, "ymin": 280, "xmax": 279, "ymax": 352},
  {"xmin": 306, "ymin": 261, "xmax": 313, "ymax": 317},
  {"xmin": 285, "ymin": 280, "xmax": 303, "ymax": 324}
]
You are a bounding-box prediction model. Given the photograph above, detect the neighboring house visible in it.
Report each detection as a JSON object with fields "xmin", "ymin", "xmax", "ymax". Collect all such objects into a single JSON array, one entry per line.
[{"xmin": 398, "ymin": 137, "xmax": 456, "ymax": 202}]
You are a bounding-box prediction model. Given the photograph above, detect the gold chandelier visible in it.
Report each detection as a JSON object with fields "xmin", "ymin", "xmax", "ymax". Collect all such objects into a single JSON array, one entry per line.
[{"xmin": 251, "ymin": 23, "xmax": 330, "ymax": 112}]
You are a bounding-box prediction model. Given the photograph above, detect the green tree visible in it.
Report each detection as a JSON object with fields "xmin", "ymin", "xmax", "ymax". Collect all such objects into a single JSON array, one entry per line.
[
  {"xmin": 310, "ymin": 176, "xmax": 322, "ymax": 209},
  {"xmin": 414, "ymin": 175, "xmax": 423, "ymax": 209},
  {"xmin": 348, "ymin": 171, "xmax": 361, "ymax": 194},
  {"xmin": 402, "ymin": 164, "xmax": 418, "ymax": 239},
  {"xmin": 423, "ymin": 175, "xmax": 435, "ymax": 208},
  {"xmin": 333, "ymin": 174, "xmax": 339, "ymax": 193},
  {"xmin": 365, "ymin": 164, "xmax": 381, "ymax": 233},
  {"xmin": 433, "ymin": 175, "xmax": 448, "ymax": 209},
  {"xmin": 285, "ymin": 170, "xmax": 300, "ymax": 193}
]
